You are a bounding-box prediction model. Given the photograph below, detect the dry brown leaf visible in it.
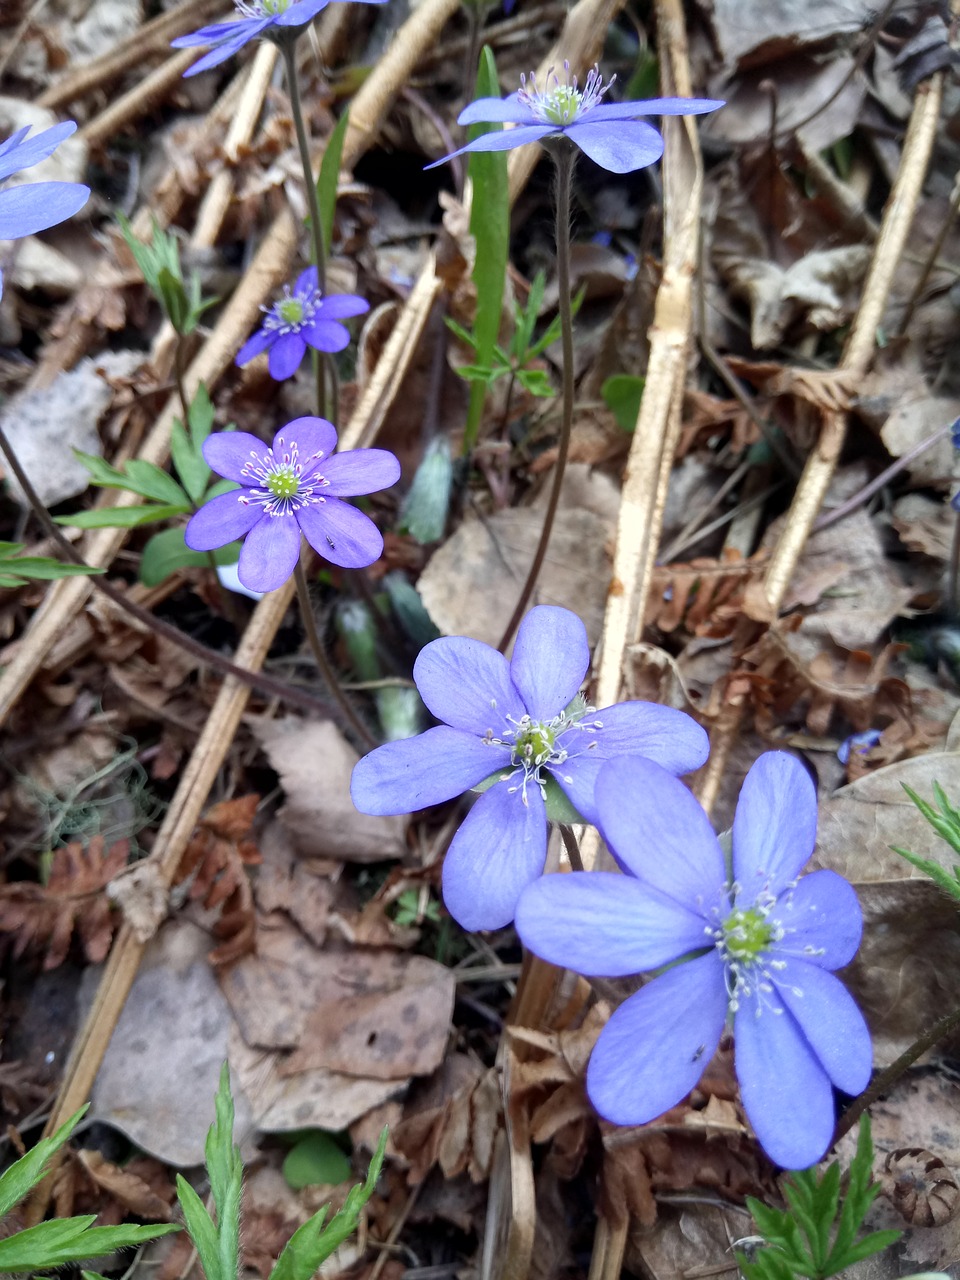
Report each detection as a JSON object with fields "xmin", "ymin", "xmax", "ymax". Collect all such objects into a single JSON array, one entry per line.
[
  {"xmin": 649, "ymin": 551, "xmax": 767, "ymax": 639},
  {"xmin": 177, "ymin": 793, "xmax": 261, "ymax": 966},
  {"xmin": 0, "ymin": 835, "xmax": 129, "ymax": 970},
  {"xmin": 394, "ymin": 1055, "xmax": 501, "ymax": 1184},
  {"xmin": 76, "ymin": 1149, "xmax": 175, "ymax": 1220}
]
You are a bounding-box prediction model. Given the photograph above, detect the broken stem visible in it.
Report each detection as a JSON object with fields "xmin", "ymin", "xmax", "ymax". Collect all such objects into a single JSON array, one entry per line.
[
  {"xmin": 497, "ymin": 143, "xmax": 576, "ymax": 653},
  {"xmin": 293, "ymin": 557, "xmax": 377, "ymax": 749}
]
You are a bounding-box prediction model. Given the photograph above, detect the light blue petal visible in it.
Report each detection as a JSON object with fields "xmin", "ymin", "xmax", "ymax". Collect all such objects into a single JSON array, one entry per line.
[
  {"xmin": 203, "ymin": 431, "xmax": 268, "ymax": 483},
  {"xmin": 235, "ymin": 327, "xmax": 274, "ymax": 365},
  {"xmin": 423, "ymin": 125, "xmax": 552, "ymax": 170},
  {"xmin": 184, "ymin": 491, "xmax": 261, "ymax": 550},
  {"xmin": 594, "ymin": 757, "xmax": 725, "ymax": 910},
  {"xmin": 581, "ymin": 700, "xmax": 709, "ymax": 771},
  {"xmin": 413, "ymin": 636, "xmax": 526, "ymax": 734},
  {"xmin": 0, "ymin": 121, "xmax": 76, "ymax": 182},
  {"xmin": 442, "ymin": 780, "xmax": 546, "ymax": 930},
  {"xmin": 770, "ymin": 870, "xmax": 862, "ymax": 970},
  {"xmin": 587, "ymin": 952, "xmax": 727, "ymax": 1125},
  {"xmin": 457, "ymin": 94, "xmax": 533, "ymax": 125},
  {"xmin": 566, "ymin": 120, "xmax": 663, "ymax": 173},
  {"xmin": 733, "ymin": 753, "xmax": 817, "ymax": 897},
  {"xmin": 516, "ymin": 872, "xmax": 712, "ymax": 976},
  {"xmin": 237, "ymin": 512, "xmax": 300, "ymax": 592},
  {"xmin": 351, "ymin": 725, "xmax": 510, "ymax": 815},
  {"xmin": 297, "ymin": 497, "xmax": 383, "ymax": 568},
  {"xmin": 0, "ymin": 182, "xmax": 89, "ymax": 239},
  {"xmin": 302, "ymin": 319, "xmax": 350, "ymax": 353},
  {"xmin": 770, "ymin": 959, "xmax": 872, "ymax": 1095},
  {"xmin": 581, "ymin": 97, "xmax": 724, "ymax": 122},
  {"xmin": 735, "ymin": 996, "xmax": 835, "ymax": 1169},
  {"xmin": 316, "ymin": 294, "xmax": 369, "ymax": 319},
  {"xmin": 273, "ymin": 416, "xmax": 338, "ymax": 474},
  {"xmin": 510, "ymin": 605, "xmax": 589, "ymax": 720},
  {"xmin": 268, "ymin": 331, "xmax": 306, "ymax": 379},
  {"xmin": 321, "ymin": 448, "xmax": 400, "ymax": 497}
]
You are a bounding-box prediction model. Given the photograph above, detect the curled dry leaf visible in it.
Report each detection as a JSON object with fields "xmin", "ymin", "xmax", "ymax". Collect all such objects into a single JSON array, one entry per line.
[
  {"xmin": 77, "ymin": 1148, "xmax": 175, "ymax": 1221},
  {"xmin": 882, "ymin": 1148, "xmax": 960, "ymax": 1227},
  {"xmin": 394, "ymin": 1054, "xmax": 502, "ymax": 1184},
  {"xmin": 0, "ymin": 835, "xmax": 129, "ymax": 970},
  {"xmin": 177, "ymin": 793, "xmax": 261, "ymax": 966},
  {"xmin": 649, "ymin": 550, "xmax": 768, "ymax": 639}
]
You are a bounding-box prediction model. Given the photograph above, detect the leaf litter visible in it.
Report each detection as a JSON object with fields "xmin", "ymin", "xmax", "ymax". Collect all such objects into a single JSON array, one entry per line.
[{"xmin": 4, "ymin": 0, "xmax": 960, "ymax": 1273}]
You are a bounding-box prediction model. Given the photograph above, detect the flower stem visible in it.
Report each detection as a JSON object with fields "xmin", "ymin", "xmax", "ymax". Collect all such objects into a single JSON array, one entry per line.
[
  {"xmin": 832, "ymin": 1001, "xmax": 960, "ymax": 1147},
  {"xmin": 497, "ymin": 145, "xmax": 576, "ymax": 654},
  {"xmin": 558, "ymin": 823, "xmax": 584, "ymax": 870},
  {"xmin": 281, "ymin": 39, "xmax": 329, "ymax": 421},
  {"xmin": 293, "ymin": 557, "xmax": 377, "ymax": 749}
]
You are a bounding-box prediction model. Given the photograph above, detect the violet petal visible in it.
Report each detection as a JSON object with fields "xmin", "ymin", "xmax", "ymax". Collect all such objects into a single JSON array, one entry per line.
[
  {"xmin": 184, "ymin": 490, "xmax": 261, "ymax": 550},
  {"xmin": 351, "ymin": 725, "xmax": 510, "ymax": 814},
  {"xmin": 237, "ymin": 511, "xmax": 300, "ymax": 593},
  {"xmin": 296, "ymin": 496, "xmax": 383, "ymax": 568},
  {"xmin": 510, "ymin": 605, "xmax": 589, "ymax": 720},
  {"xmin": 733, "ymin": 752, "xmax": 817, "ymax": 897},
  {"xmin": 413, "ymin": 635, "xmax": 525, "ymax": 733}
]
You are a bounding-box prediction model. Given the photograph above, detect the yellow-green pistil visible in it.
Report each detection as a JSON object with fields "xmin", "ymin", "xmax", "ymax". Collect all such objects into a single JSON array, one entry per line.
[
  {"xmin": 239, "ymin": 434, "xmax": 328, "ymax": 519},
  {"xmin": 266, "ymin": 466, "xmax": 300, "ymax": 501},
  {"xmin": 721, "ymin": 906, "xmax": 775, "ymax": 962},
  {"xmin": 485, "ymin": 697, "xmax": 602, "ymax": 806}
]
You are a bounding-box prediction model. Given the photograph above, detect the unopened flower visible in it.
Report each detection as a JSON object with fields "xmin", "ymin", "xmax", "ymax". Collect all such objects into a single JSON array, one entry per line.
[
  {"xmin": 425, "ymin": 63, "xmax": 722, "ymax": 174},
  {"xmin": 0, "ymin": 121, "xmax": 90, "ymax": 300},
  {"xmin": 172, "ymin": 0, "xmax": 386, "ymax": 76},
  {"xmin": 350, "ymin": 605, "xmax": 709, "ymax": 931},
  {"xmin": 236, "ymin": 268, "xmax": 368, "ymax": 380},
  {"xmin": 184, "ymin": 416, "xmax": 400, "ymax": 592},
  {"xmin": 516, "ymin": 752, "xmax": 872, "ymax": 1169}
]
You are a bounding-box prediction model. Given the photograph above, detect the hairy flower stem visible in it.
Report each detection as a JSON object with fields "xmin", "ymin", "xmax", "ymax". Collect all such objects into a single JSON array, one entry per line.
[
  {"xmin": 497, "ymin": 145, "xmax": 576, "ymax": 654},
  {"xmin": 293, "ymin": 558, "xmax": 377, "ymax": 749},
  {"xmin": 281, "ymin": 40, "xmax": 331, "ymax": 421},
  {"xmin": 833, "ymin": 1000, "xmax": 960, "ymax": 1147},
  {"xmin": 0, "ymin": 418, "xmax": 339, "ymax": 717}
]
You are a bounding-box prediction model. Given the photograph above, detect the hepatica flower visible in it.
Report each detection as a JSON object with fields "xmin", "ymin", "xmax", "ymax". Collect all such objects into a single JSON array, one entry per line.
[
  {"xmin": 516, "ymin": 753, "xmax": 872, "ymax": 1169},
  {"xmin": 185, "ymin": 416, "xmax": 400, "ymax": 592},
  {"xmin": 0, "ymin": 121, "xmax": 90, "ymax": 300},
  {"xmin": 351, "ymin": 606, "xmax": 709, "ymax": 932},
  {"xmin": 425, "ymin": 63, "xmax": 723, "ymax": 174},
  {"xmin": 172, "ymin": 0, "xmax": 386, "ymax": 76},
  {"xmin": 236, "ymin": 267, "xmax": 368, "ymax": 380}
]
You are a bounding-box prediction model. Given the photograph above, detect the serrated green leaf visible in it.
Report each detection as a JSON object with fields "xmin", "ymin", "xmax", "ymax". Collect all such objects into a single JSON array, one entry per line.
[
  {"xmin": 317, "ymin": 108, "xmax": 350, "ymax": 257},
  {"xmin": 456, "ymin": 363, "xmax": 506, "ymax": 386},
  {"xmin": 283, "ymin": 1133, "xmax": 351, "ymax": 1190},
  {"xmin": 826, "ymin": 1229, "xmax": 902, "ymax": 1274},
  {"xmin": 515, "ymin": 368, "xmax": 554, "ymax": 396},
  {"xmin": 55, "ymin": 504, "xmax": 187, "ymax": 530},
  {"xmin": 176, "ymin": 1174, "xmax": 222, "ymax": 1280},
  {"xmin": 0, "ymin": 1106, "xmax": 87, "ymax": 1217},
  {"xmin": 890, "ymin": 845, "xmax": 960, "ymax": 900},
  {"xmin": 205, "ymin": 1064, "xmax": 243, "ymax": 1280},
  {"xmin": 444, "ymin": 316, "xmax": 479, "ymax": 351},
  {"xmin": 0, "ymin": 1218, "xmax": 177, "ymax": 1271}
]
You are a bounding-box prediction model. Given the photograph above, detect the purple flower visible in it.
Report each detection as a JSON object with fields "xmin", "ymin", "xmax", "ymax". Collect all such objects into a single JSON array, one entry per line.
[
  {"xmin": 184, "ymin": 416, "xmax": 400, "ymax": 592},
  {"xmin": 425, "ymin": 63, "xmax": 723, "ymax": 174},
  {"xmin": 0, "ymin": 121, "xmax": 90, "ymax": 301},
  {"xmin": 172, "ymin": 0, "xmax": 387, "ymax": 75},
  {"xmin": 836, "ymin": 729, "xmax": 882, "ymax": 765},
  {"xmin": 236, "ymin": 268, "xmax": 368, "ymax": 380},
  {"xmin": 350, "ymin": 606, "xmax": 709, "ymax": 931},
  {"xmin": 516, "ymin": 752, "xmax": 872, "ymax": 1169}
]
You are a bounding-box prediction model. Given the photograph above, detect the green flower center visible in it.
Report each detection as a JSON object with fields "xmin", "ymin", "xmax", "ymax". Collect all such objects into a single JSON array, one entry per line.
[
  {"xmin": 266, "ymin": 466, "xmax": 300, "ymax": 500},
  {"xmin": 513, "ymin": 722, "xmax": 557, "ymax": 765},
  {"xmin": 542, "ymin": 86, "xmax": 581, "ymax": 125},
  {"xmin": 262, "ymin": 0, "xmax": 291, "ymax": 13},
  {"xmin": 278, "ymin": 297, "xmax": 305, "ymax": 325},
  {"xmin": 721, "ymin": 906, "xmax": 774, "ymax": 962}
]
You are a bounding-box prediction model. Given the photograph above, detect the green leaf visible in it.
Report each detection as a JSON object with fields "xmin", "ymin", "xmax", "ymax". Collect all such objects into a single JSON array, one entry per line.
[
  {"xmin": 269, "ymin": 1127, "xmax": 387, "ymax": 1280},
  {"xmin": 176, "ymin": 1174, "xmax": 222, "ymax": 1280},
  {"xmin": 456, "ymin": 363, "xmax": 507, "ymax": 386},
  {"xmin": 282, "ymin": 1133, "xmax": 351, "ymax": 1190},
  {"xmin": 0, "ymin": 1106, "xmax": 87, "ymax": 1217},
  {"xmin": 511, "ymin": 270, "xmax": 544, "ymax": 361},
  {"xmin": 55, "ymin": 504, "xmax": 187, "ymax": 530},
  {"xmin": 444, "ymin": 316, "xmax": 479, "ymax": 351},
  {"xmin": 139, "ymin": 528, "xmax": 240, "ymax": 587},
  {"xmin": 0, "ymin": 544, "xmax": 103, "ymax": 588},
  {"xmin": 515, "ymin": 368, "xmax": 554, "ymax": 397},
  {"xmin": 543, "ymin": 773, "xmax": 585, "ymax": 824},
  {"xmin": 890, "ymin": 845, "xmax": 960, "ymax": 900},
  {"xmin": 463, "ymin": 45, "xmax": 509, "ymax": 453},
  {"xmin": 171, "ymin": 389, "xmax": 215, "ymax": 505},
  {"xmin": 72, "ymin": 449, "xmax": 188, "ymax": 506},
  {"xmin": 601, "ymin": 374, "xmax": 646, "ymax": 432},
  {"xmin": 317, "ymin": 109, "xmax": 350, "ymax": 257},
  {"xmin": 399, "ymin": 436, "xmax": 453, "ymax": 544},
  {"xmin": 205, "ymin": 1064, "xmax": 243, "ymax": 1280},
  {"xmin": 0, "ymin": 1218, "xmax": 177, "ymax": 1271}
]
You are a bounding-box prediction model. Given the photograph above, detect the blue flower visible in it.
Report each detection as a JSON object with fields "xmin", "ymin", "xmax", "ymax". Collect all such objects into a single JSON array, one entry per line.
[
  {"xmin": 516, "ymin": 752, "xmax": 872, "ymax": 1169},
  {"xmin": 350, "ymin": 606, "xmax": 709, "ymax": 931},
  {"xmin": 236, "ymin": 267, "xmax": 368, "ymax": 380},
  {"xmin": 172, "ymin": 0, "xmax": 387, "ymax": 76},
  {"xmin": 425, "ymin": 63, "xmax": 723, "ymax": 174},
  {"xmin": 836, "ymin": 729, "xmax": 882, "ymax": 765},
  {"xmin": 0, "ymin": 121, "xmax": 90, "ymax": 301}
]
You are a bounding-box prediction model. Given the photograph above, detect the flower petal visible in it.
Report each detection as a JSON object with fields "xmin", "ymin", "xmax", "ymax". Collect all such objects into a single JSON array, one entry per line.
[
  {"xmin": 235, "ymin": 327, "xmax": 274, "ymax": 365},
  {"xmin": 584, "ymin": 701, "xmax": 709, "ymax": 771},
  {"xmin": 735, "ymin": 996, "xmax": 835, "ymax": 1169},
  {"xmin": 516, "ymin": 871, "xmax": 712, "ymax": 976},
  {"xmin": 566, "ymin": 120, "xmax": 664, "ymax": 173},
  {"xmin": 303, "ymin": 319, "xmax": 350, "ymax": 353},
  {"xmin": 321, "ymin": 448, "xmax": 400, "ymax": 497},
  {"xmin": 273, "ymin": 416, "xmax": 338, "ymax": 469},
  {"xmin": 772, "ymin": 869, "xmax": 863, "ymax": 970},
  {"xmin": 184, "ymin": 490, "xmax": 261, "ymax": 550},
  {"xmin": 0, "ymin": 121, "xmax": 77, "ymax": 182},
  {"xmin": 733, "ymin": 753, "xmax": 817, "ymax": 896},
  {"xmin": 581, "ymin": 97, "xmax": 724, "ymax": 122},
  {"xmin": 351, "ymin": 725, "xmax": 510, "ymax": 814},
  {"xmin": 442, "ymin": 780, "xmax": 546, "ymax": 930},
  {"xmin": 0, "ymin": 182, "xmax": 89, "ymax": 239},
  {"xmin": 276, "ymin": 0, "xmax": 328, "ymax": 23},
  {"xmin": 457, "ymin": 94, "xmax": 535, "ymax": 125},
  {"xmin": 171, "ymin": 18, "xmax": 251, "ymax": 46},
  {"xmin": 423, "ymin": 125, "xmax": 553, "ymax": 170},
  {"xmin": 594, "ymin": 757, "xmax": 725, "ymax": 910},
  {"xmin": 203, "ymin": 431, "xmax": 267, "ymax": 483},
  {"xmin": 587, "ymin": 953, "xmax": 727, "ymax": 1125},
  {"xmin": 510, "ymin": 605, "xmax": 589, "ymax": 720},
  {"xmin": 771, "ymin": 959, "xmax": 872, "ymax": 1095},
  {"xmin": 316, "ymin": 294, "xmax": 369, "ymax": 319},
  {"xmin": 413, "ymin": 636, "xmax": 526, "ymax": 734},
  {"xmin": 237, "ymin": 512, "xmax": 301, "ymax": 592},
  {"xmin": 297, "ymin": 496, "xmax": 383, "ymax": 568},
  {"xmin": 295, "ymin": 265, "xmax": 318, "ymax": 294},
  {"xmin": 268, "ymin": 331, "xmax": 307, "ymax": 379},
  {"xmin": 181, "ymin": 25, "xmax": 267, "ymax": 75}
]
